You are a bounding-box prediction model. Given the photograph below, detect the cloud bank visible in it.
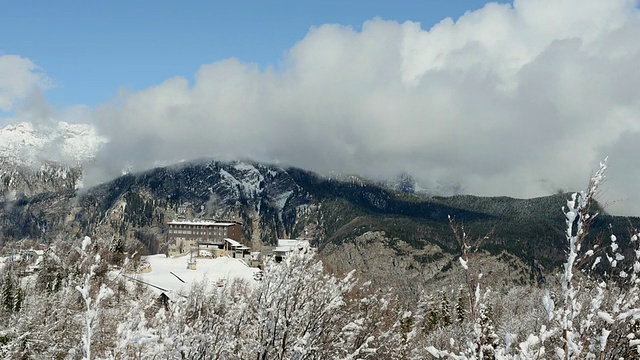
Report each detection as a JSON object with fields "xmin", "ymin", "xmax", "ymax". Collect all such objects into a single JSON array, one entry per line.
[
  {"xmin": 0, "ymin": 55, "xmax": 49, "ymax": 112},
  {"xmin": 5, "ymin": 0, "xmax": 640, "ymax": 215}
]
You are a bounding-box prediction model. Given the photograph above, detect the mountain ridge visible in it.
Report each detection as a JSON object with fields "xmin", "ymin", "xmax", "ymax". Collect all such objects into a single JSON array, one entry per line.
[
  {"xmin": 1, "ymin": 157, "xmax": 638, "ymax": 296},
  {"xmin": 0, "ymin": 121, "xmax": 107, "ymax": 166}
]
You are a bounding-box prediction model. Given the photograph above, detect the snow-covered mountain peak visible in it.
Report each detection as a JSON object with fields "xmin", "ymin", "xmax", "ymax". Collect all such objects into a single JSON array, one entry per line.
[{"xmin": 0, "ymin": 120, "xmax": 108, "ymax": 165}]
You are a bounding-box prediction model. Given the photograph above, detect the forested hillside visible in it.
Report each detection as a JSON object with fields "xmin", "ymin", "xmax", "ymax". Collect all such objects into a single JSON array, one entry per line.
[{"xmin": 2, "ymin": 160, "xmax": 638, "ymax": 295}]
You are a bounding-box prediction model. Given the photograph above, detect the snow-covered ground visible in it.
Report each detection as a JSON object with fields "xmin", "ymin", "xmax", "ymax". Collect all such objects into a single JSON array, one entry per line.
[
  {"xmin": 0, "ymin": 254, "xmax": 23, "ymax": 270},
  {"xmin": 137, "ymin": 255, "xmax": 260, "ymax": 295}
]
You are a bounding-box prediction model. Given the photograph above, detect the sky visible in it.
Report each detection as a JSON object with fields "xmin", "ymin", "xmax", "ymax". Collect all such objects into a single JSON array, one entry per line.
[
  {"xmin": 1, "ymin": 0, "xmax": 507, "ymax": 109},
  {"xmin": 2, "ymin": 0, "xmax": 640, "ymax": 215}
]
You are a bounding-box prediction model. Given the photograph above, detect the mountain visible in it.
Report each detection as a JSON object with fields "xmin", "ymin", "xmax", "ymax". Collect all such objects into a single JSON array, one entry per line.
[
  {"xmin": 0, "ymin": 121, "xmax": 103, "ymax": 237},
  {"xmin": 2, "ymin": 158, "xmax": 638, "ymax": 298},
  {"xmin": 0, "ymin": 122, "xmax": 636, "ymax": 294},
  {"xmin": 0, "ymin": 121, "xmax": 107, "ymax": 165}
]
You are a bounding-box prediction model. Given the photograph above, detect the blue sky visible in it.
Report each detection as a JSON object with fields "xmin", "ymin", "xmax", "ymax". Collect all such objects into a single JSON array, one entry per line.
[{"xmin": 1, "ymin": 0, "xmax": 510, "ymax": 109}]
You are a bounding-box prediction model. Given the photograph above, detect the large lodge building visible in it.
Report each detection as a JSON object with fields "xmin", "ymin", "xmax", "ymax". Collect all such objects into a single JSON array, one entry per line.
[{"xmin": 167, "ymin": 220, "xmax": 243, "ymax": 257}]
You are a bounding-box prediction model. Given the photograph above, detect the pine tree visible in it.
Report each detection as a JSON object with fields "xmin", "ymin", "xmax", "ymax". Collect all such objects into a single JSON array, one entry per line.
[
  {"xmin": 426, "ymin": 306, "xmax": 439, "ymax": 332},
  {"xmin": 477, "ymin": 305, "xmax": 500, "ymax": 359},
  {"xmin": 2, "ymin": 271, "xmax": 14, "ymax": 313},
  {"xmin": 13, "ymin": 287, "xmax": 22, "ymax": 313},
  {"xmin": 1, "ymin": 271, "xmax": 21, "ymax": 314},
  {"xmin": 441, "ymin": 292, "xmax": 452, "ymax": 326},
  {"xmin": 455, "ymin": 290, "xmax": 466, "ymax": 323}
]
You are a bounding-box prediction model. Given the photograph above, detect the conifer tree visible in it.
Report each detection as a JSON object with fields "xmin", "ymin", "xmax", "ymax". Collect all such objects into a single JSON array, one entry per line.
[
  {"xmin": 441, "ymin": 292, "xmax": 452, "ymax": 326},
  {"xmin": 1, "ymin": 271, "xmax": 14, "ymax": 313},
  {"xmin": 1, "ymin": 271, "xmax": 21, "ymax": 314},
  {"xmin": 455, "ymin": 290, "xmax": 466, "ymax": 324}
]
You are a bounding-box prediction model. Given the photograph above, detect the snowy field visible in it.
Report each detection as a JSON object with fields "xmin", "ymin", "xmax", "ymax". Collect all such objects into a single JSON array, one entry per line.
[
  {"xmin": 0, "ymin": 254, "xmax": 22, "ymax": 270},
  {"xmin": 137, "ymin": 255, "xmax": 260, "ymax": 295}
]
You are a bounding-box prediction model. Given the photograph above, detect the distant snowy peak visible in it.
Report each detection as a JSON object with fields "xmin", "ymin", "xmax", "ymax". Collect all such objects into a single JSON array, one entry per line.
[{"xmin": 0, "ymin": 121, "xmax": 108, "ymax": 165}]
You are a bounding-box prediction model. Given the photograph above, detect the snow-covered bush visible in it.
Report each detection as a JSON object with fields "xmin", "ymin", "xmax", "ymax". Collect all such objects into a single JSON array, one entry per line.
[
  {"xmin": 423, "ymin": 160, "xmax": 640, "ymax": 359},
  {"xmin": 239, "ymin": 243, "xmax": 357, "ymax": 359}
]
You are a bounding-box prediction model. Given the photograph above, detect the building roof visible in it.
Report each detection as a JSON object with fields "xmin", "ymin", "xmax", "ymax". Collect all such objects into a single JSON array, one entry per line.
[
  {"xmin": 274, "ymin": 239, "xmax": 310, "ymax": 253},
  {"xmin": 224, "ymin": 238, "xmax": 243, "ymax": 247},
  {"xmin": 278, "ymin": 239, "xmax": 305, "ymax": 247},
  {"xmin": 222, "ymin": 238, "xmax": 250, "ymax": 250},
  {"xmin": 168, "ymin": 220, "xmax": 239, "ymax": 227}
]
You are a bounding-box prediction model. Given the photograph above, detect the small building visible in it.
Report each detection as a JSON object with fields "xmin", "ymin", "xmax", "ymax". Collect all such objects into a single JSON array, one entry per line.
[
  {"xmin": 224, "ymin": 238, "xmax": 251, "ymax": 259},
  {"xmin": 167, "ymin": 219, "xmax": 242, "ymax": 257},
  {"xmin": 273, "ymin": 239, "xmax": 310, "ymax": 262}
]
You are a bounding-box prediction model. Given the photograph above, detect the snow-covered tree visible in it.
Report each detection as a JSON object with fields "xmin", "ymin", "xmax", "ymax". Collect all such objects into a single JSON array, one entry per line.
[
  {"xmin": 530, "ymin": 159, "xmax": 640, "ymax": 359},
  {"xmin": 75, "ymin": 236, "xmax": 114, "ymax": 360},
  {"xmin": 423, "ymin": 159, "xmax": 640, "ymax": 359},
  {"xmin": 242, "ymin": 243, "xmax": 356, "ymax": 359}
]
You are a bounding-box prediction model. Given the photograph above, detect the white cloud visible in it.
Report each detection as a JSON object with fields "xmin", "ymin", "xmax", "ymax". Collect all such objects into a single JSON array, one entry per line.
[
  {"xmin": 11, "ymin": 0, "xmax": 640, "ymax": 215},
  {"xmin": 0, "ymin": 55, "xmax": 50, "ymax": 112}
]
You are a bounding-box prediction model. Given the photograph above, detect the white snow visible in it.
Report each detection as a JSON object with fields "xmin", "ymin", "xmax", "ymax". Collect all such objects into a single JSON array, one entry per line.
[
  {"xmin": 168, "ymin": 219, "xmax": 236, "ymax": 226},
  {"xmin": 275, "ymin": 190, "xmax": 293, "ymax": 210},
  {"xmin": 220, "ymin": 163, "xmax": 264, "ymax": 198},
  {"xmin": 597, "ymin": 311, "xmax": 615, "ymax": 324},
  {"xmin": 138, "ymin": 255, "xmax": 259, "ymax": 295},
  {"xmin": 233, "ymin": 162, "xmax": 258, "ymax": 173},
  {"xmin": 0, "ymin": 253, "xmax": 24, "ymax": 267},
  {"xmin": 274, "ymin": 239, "xmax": 310, "ymax": 253},
  {"xmin": 0, "ymin": 121, "xmax": 108, "ymax": 165},
  {"xmin": 82, "ymin": 236, "xmax": 92, "ymax": 252},
  {"xmin": 219, "ymin": 169, "xmax": 242, "ymax": 194}
]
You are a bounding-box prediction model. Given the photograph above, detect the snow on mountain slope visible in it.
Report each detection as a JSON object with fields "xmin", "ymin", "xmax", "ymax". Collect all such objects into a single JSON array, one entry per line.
[
  {"xmin": 217, "ymin": 163, "xmax": 266, "ymax": 200},
  {"xmin": 230, "ymin": 162, "xmax": 265, "ymax": 195},
  {"xmin": 0, "ymin": 121, "xmax": 107, "ymax": 165}
]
